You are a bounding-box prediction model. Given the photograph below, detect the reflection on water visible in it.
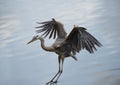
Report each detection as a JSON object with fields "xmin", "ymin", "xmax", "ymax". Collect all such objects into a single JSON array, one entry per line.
[
  {"xmin": 0, "ymin": 15, "xmax": 21, "ymax": 48},
  {"xmin": 0, "ymin": 0, "xmax": 120, "ymax": 85}
]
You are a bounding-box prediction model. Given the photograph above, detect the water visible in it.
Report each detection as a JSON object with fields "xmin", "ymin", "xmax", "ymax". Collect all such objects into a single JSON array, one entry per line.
[{"xmin": 0, "ymin": 0, "xmax": 120, "ymax": 85}]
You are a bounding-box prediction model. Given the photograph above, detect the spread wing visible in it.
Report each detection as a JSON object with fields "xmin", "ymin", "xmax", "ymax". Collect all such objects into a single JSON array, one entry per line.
[
  {"xmin": 36, "ymin": 18, "xmax": 67, "ymax": 39},
  {"xmin": 61, "ymin": 27, "xmax": 102, "ymax": 54}
]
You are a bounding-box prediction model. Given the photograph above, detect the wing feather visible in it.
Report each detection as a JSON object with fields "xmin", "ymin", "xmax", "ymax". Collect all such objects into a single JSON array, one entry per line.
[
  {"xmin": 54, "ymin": 29, "xmax": 57, "ymax": 39},
  {"xmin": 42, "ymin": 27, "xmax": 51, "ymax": 37},
  {"xmin": 62, "ymin": 27, "xmax": 102, "ymax": 54},
  {"xmin": 36, "ymin": 18, "xmax": 67, "ymax": 39}
]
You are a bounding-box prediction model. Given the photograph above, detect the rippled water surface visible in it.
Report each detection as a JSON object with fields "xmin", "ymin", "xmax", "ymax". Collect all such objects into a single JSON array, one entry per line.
[{"xmin": 0, "ymin": 0, "xmax": 120, "ymax": 85}]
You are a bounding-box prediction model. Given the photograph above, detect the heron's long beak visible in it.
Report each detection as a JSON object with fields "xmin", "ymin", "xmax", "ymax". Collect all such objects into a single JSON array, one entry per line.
[{"xmin": 27, "ymin": 39, "xmax": 35, "ymax": 44}]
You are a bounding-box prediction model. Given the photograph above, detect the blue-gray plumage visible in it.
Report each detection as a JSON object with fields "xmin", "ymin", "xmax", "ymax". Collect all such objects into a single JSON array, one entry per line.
[{"xmin": 27, "ymin": 18, "xmax": 102, "ymax": 85}]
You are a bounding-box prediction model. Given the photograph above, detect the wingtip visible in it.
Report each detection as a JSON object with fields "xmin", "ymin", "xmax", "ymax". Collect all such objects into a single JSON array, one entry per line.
[{"xmin": 52, "ymin": 18, "xmax": 56, "ymax": 22}]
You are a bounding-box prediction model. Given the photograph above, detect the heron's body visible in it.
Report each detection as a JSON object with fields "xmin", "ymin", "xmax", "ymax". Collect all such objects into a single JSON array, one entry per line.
[{"xmin": 27, "ymin": 18, "xmax": 102, "ymax": 85}]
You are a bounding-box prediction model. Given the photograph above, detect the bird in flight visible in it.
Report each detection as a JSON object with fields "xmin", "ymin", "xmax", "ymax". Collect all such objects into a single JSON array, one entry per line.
[{"xmin": 27, "ymin": 18, "xmax": 102, "ymax": 85}]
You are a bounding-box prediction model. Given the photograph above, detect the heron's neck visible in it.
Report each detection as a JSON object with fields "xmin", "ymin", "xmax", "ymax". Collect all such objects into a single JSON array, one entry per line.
[{"xmin": 38, "ymin": 37, "xmax": 54, "ymax": 52}]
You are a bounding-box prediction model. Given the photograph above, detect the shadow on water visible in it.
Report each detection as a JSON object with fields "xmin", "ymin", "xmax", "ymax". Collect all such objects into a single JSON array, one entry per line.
[{"xmin": 0, "ymin": 0, "xmax": 120, "ymax": 85}]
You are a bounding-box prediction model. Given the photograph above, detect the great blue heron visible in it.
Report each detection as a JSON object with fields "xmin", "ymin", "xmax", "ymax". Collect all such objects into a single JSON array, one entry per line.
[{"xmin": 27, "ymin": 18, "xmax": 102, "ymax": 85}]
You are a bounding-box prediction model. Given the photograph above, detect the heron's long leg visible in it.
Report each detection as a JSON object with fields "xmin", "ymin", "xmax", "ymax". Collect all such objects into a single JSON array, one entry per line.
[
  {"xmin": 46, "ymin": 56, "xmax": 61, "ymax": 85},
  {"xmin": 54, "ymin": 55, "xmax": 64, "ymax": 82},
  {"xmin": 51, "ymin": 56, "xmax": 61, "ymax": 81}
]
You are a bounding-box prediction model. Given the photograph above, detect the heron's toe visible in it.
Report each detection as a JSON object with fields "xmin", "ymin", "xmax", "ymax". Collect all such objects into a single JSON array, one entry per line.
[
  {"xmin": 53, "ymin": 80, "xmax": 58, "ymax": 83},
  {"xmin": 46, "ymin": 80, "xmax": 58, "ymax": 85}
]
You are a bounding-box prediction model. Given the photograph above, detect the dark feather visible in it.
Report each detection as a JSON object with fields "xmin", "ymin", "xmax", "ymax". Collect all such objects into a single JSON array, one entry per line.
[
  {"xmin": 61, "ymin": 27, "xmax": 102, "ymax": 54},
  {"xmin": 42, "ymin": 27, "xmax": 51, "ymax": 38},
  {"xmin": 36, "ymin": 18, "xmax": 67, "ymax": 39},
  {"xmin": 37, "ymin": 21, "xmax": 52, "ymax": 24}
]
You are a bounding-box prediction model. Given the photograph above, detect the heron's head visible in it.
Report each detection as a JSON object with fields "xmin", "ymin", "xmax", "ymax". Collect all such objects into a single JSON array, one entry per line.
[{"xmin": 27, "ymin": 35, "xmax": 39, "ymax": 44}]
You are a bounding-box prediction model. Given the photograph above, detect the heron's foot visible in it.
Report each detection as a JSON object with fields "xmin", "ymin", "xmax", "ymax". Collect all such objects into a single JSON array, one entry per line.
[{"xmin": 46, "ymin": 80, "xmax": 58, "ymax": 85}]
